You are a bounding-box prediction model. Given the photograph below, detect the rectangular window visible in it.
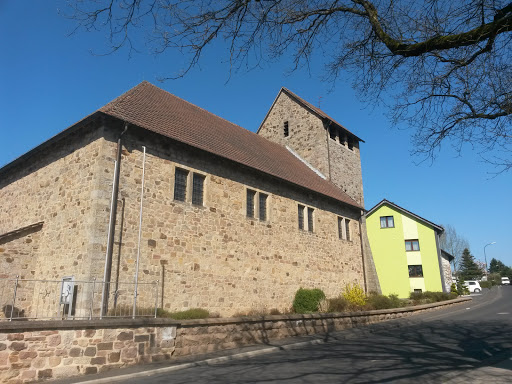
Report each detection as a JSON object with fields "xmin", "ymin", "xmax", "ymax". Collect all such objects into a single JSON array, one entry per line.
[
  {"xmin": 409, "ymin": 265, "xmax": 423, "ymax": 278},
  {"xmin": 246, "ymin": 189, "xmax": 256, "ymax": 218},
  {"xmin": 414, "ymin": 289, "xmax": 423, "ymax": 293},
  {"xmin": 380, "ymin": 216, "xmax": 394, "ymax": 228},
  {"xmin": 307, "ymin": 207, "xmax": 314, "ymax": 232},
  {"xmin": 338, "ymin": 217, "xmax": 343, "ymax": 239},
  {"xmin": 345, "ymin": 219, "xmax": 351, "ymax": 241},
  {"xmin": 284, "ymin": 121, "xmax": 289, "ymax": 137},
  {"xmin": 173, "ymin": 168, "xmax": 189, "ymax": 202},
  {"xmin": 191, "ymin": 173, "xmax": 205, "ymax": 206},
  {"xmin": 405, "ymin": 240, "xmax": 420, "ymax": 251},
  {"xmin": 258, "ymin": 193, "xmax": 268, "ymax": 221},
  {"xmin": 298, "ymin": 205, "xmax": 305, "ymax": 230}
]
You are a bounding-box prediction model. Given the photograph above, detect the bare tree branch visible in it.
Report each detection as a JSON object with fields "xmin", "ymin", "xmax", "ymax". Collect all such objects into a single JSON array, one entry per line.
[{"xmin": 66, "ymin": 0, "xmax": 512, "ymax": 171}]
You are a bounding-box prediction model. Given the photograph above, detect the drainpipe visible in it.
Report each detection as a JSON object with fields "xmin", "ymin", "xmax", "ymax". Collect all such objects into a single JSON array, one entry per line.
[{"xmin": 101, "ymin": 123, "xmax": 128, "ymax": 316}]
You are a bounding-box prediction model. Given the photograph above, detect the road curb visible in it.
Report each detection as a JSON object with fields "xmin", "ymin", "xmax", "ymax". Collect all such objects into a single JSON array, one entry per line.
[{"xmin": 72, "ymin": 338, "xmax": 328, "ymax": 383}]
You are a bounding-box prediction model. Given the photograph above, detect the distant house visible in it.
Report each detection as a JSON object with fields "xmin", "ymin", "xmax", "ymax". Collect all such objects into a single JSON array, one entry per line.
[
  {"xmin": 366, "ymin": 199, "xmax": 452, "ymax": 297},
  {"xmin": 0, "ymin": 81, "xmax": 379, "ymax": 317}
]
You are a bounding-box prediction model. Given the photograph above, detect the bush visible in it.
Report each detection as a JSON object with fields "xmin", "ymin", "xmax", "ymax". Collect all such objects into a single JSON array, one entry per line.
[
  {"xmin": 388, "ymin": 294, "xmax": 402, "ymax": 308},
  {"xmin": 410, "ymin": 291, "xmax": 459, "ymax": 304},
  {"xmin": 292, "ymin": 288, "xmax": 326, "ymax": 313},
  {"xmin": 342, "ymin": 283, "xmax": 367, "ymax": 309},
  {"xmin": 327, "ymin": 297, "xmax": 348, "ymax": 312},
  {"xmin": 366, "ymin": 293, "xmax": 393, "ymax": 310},
  {"xmin": 409, "ymin": 291, "xmax": 423, "ymax": 302},
  {"xmin": 479, "ymin": 280, "xmax": 492, "ymax": 289},
  {"xmin": 157, "ymin": 308, "xmax": 210, "ymax": 320},
  {"xmin": 366, "ymin": 293, "xmax": 405, "ymax": 310}
]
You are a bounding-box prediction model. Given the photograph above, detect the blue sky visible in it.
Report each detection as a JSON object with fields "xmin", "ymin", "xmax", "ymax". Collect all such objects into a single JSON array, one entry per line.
[{"xmin": 1, "ymin": 2, "xmax": 510, "ymax": 267}]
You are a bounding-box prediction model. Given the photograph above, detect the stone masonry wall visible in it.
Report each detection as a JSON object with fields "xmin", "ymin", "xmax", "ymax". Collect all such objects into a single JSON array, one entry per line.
[
  {"xmin": 441, "ymin": 255, "xmax": 453, "ymax": 292},
  {"xmin": 0, "ymin": 297, "xmax": 470, "ymax": 383},
  {"xmin": 327, "ymin": 138, "xmax": 364, "ymax": 206},
  {"xmin": 258, "ymin": 92, "xmax": 330, "ymax": 178},
  {"xmin": 0, "ymin": 323, "xmax": 176, "ymax": 383},
  {"xmin": 103, "ymin": 126, "xmax": 365, "ymax": 316},
  {"xmin": 0, "ymin": 122, "xmax": 108, "ymax": 284},
  {"xmin": 0, "ymin": 118, "xmax": 366, "ymax": 319},
  {"xmin": 258, "ymin": 91, "xmax": 364, "ymax": 206}
]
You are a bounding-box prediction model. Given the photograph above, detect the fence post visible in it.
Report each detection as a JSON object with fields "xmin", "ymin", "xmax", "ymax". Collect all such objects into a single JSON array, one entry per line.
[
  {"xmin": 10, "ymin": 275, "xmax": 19, "ymax": 321},
  {"xmin": 90, "ymin": 278, "xmax": 96, "ymax": 320},
  {"xmin": 154, "ymin": 280, "xmax": 159, "ymax": 319}
]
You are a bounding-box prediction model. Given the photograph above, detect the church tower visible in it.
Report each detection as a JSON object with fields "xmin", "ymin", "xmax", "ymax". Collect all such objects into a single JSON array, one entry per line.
[
  {"xmin": 258, "ymin": 88, "xmax": 364, "ymax": 206},
  {"xmin": 258, "ymin": 87, "xmax": 380, "ymax": 293}
]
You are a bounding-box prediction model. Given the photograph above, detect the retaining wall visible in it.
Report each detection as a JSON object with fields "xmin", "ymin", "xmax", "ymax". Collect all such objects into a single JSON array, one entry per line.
[{"xmin": 0, "ymin": 298, "xmax": 470, "ymax": 383}]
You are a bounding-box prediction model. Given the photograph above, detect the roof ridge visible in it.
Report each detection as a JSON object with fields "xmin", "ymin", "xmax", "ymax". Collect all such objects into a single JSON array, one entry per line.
[{"xmin": 100, "ymin": 81, "xmax": 150, "ymax": 114}]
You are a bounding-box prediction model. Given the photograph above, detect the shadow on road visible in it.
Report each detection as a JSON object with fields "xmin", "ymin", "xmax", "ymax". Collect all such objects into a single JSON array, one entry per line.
[{"xmin": 160, "ymin": 319, "xmax": 512, "ymax": 384}]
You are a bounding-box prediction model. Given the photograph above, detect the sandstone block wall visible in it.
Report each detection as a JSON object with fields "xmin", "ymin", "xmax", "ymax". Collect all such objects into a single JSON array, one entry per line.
[
  {"xmin": 0, "ymin": 297, "xmax": 470, "ymax": 383},
  {"xmin": 258, "ymin": 91, "xmax": 364, "ymax": 206},
  {"xmin": 0, "ymin": 122, "xmax": 109, "ymax": 284},
  {"xmin": 0, "ymin": 324, "xmax": 176, "ymax": 383},
  {"xmin": 441, "ymin": 255, "xmax": 453, "ymax": 292},
  {"xmin": 1, "ymin": 119, "xmax": 366, "ymax": 319},
  {"xmin": 258, "ymin": 92, "xmax": 330, "ymax": 178},
  {"xmin": 106, "ymin": 126, "xmax": 365, "ymax": 316}
]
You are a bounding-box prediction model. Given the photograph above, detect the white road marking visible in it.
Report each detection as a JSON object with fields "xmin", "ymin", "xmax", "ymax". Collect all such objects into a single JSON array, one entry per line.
[{"xmin": 497, "ymin": 312, "xmax": 509, "ymax": 315}]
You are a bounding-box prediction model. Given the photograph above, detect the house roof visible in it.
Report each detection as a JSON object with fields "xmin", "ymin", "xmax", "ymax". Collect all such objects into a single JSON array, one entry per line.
[
  {"xmin": 1, "ymin": 81, "xmax": 359, "ymax": 209},
  {"xmin": 366, "ymin": 199, "xmax": 444, "ymax": 233},
  {"xmin": 257, "ymin": 87, "xmax": 364, "ymax": 143},
  {"xmin": 441, "ymin": 249, "xmax": 455, "ymax": 262}
]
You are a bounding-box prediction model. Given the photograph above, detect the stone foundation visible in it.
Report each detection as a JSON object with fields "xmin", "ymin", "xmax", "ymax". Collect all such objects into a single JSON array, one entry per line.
[{"xmin": 0, "ymin": 297, "xmax": 470, "ymax": 383}]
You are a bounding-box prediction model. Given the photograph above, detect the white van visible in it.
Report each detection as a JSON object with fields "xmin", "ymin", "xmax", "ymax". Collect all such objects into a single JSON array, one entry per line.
[{"xmin": 501, "ymin": 277, "xmax": 510, "ymax": 285}]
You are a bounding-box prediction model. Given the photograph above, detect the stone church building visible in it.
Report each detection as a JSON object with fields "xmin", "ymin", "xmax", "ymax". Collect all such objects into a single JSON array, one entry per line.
[{"xmin": 0, "ymin": 82, "xmax": 378, "ymax": 317}]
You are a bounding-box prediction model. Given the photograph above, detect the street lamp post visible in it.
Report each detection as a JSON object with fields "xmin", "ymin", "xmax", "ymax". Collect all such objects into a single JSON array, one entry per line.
[{"xmin": 484, "ymin": 242, "xmax": 496, "ymax": 278}]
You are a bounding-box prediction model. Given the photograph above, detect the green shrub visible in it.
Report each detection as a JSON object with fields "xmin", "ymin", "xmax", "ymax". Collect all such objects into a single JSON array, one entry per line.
[
  {"xmin": 479, "ymin": 280, "xmax": 492, "ymax": 289},
  {"xmin": 292, "ymin": 288, "xmax": 326, "ymax": 313},
  {"xmin": 366, "ymin": 293, "xmax": 404, "ymax": 310},
  {"xmin": 157, "ymin": 308, "xmax": 210, "ymax": 320},
  {"xmin": 409, "ymin": 291, "xmax": 424, "ymax": 301},
  {"xmin": 342, "ymin": 283, "xmax": 367, "ymax": 309},
  {"xmin": 327, "ymin": 297, "xmax": 348, "ymax": 312},
  {"xmin": 450, "ymin": 283, "xmax": 458, "ymax": 294},
  {"xmin": 367, "ymin": 293, "xmax": 392, "ymax": 310},
  {"xmin": 388, "ymin": 294, "xmax": 402, "ymax": 308}
]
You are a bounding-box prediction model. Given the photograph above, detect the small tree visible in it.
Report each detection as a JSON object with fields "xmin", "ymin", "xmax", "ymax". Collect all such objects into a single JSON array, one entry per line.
[{"xmin": 458, "ymin": 248, "xmax": 482, "ymax": 281}]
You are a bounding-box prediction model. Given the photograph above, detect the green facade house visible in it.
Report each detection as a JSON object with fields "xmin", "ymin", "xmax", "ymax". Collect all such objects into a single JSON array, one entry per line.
[{"xmin": 366, "ymin": 200, "xmax": 452, "ymax": 298}]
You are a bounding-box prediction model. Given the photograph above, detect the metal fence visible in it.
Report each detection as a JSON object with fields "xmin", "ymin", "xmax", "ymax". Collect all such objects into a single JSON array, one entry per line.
[{"xmin": 0, "ymin": 277, "xmax": 159, "ymax": 321}]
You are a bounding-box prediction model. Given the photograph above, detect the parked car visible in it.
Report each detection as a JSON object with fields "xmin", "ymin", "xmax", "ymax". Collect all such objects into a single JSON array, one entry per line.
[
  {"xmin": 501, "ymin": 277, "xmax": 510, "ymax": 285},
  {"xmin": 464, "ymin": 280, "xmax": 482, "ymax": 293}
]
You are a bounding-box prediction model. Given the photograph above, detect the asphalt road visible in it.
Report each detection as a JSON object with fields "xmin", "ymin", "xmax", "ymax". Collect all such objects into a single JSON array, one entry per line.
[{"xmin": 73, "ymin": 287, "xmax": 512, "ymax": 384}]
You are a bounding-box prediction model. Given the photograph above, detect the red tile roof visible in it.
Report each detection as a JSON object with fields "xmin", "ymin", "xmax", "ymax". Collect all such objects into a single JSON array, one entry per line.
[{"xmin": 99, "ymin": 81, "xmax": 362, "ymax": 209}]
